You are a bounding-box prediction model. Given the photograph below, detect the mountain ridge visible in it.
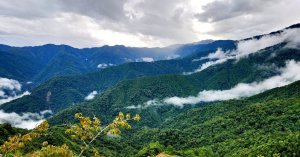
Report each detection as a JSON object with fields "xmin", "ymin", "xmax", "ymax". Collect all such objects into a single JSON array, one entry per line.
[
  {"xmin": 47, "ymin": 42, "xmax": 300, "ymax": 127},
  {"xmin": 0, "ymin": 40, "xmax": 235, "ymax": 113}
]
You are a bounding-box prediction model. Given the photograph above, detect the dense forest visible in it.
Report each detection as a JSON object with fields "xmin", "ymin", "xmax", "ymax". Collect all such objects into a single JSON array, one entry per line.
[{"xmin": 1, "ymin": 80, "xmax": 299, "ymax": 156}]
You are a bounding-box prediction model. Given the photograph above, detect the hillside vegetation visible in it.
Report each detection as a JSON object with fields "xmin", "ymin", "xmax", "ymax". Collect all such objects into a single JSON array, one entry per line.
[
  {"xmin": 2, "ymin": 80, "xmax": 299, "ymax": 157},
  {"xmin": 49, "ymin": 43, "xmax": 300, "ymax": 127},
  {"xmin": 0, "ymin": 41, "xmax": 235, "ymax": 113}
]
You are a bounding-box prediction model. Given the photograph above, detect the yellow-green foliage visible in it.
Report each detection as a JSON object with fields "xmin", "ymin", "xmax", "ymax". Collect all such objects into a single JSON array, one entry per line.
[
  {"xmin": 0, "ymin": 112, "xmax": 140, "ymax": 157},
  {"xmin": 65, "ymin": 112, "xmax": 140, "ymax": 156},
  {"xmin": 0, "ymin": 121, "xmax": 48, "ymax": 157},
  {"xmin": 27, "ymin": 144, "xmax": 74, "ymax": 157}
]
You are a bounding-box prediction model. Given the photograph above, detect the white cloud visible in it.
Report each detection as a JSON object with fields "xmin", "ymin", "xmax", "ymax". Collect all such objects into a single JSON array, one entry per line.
[
  {"xmin": 0, "ymin": 110, "xmax": 52, "ymax": 129},
  {"xmin": 133, "ymin": 57, "xmax": 155, "ymax": 62},
  {"xmin": 0, "ymin": 91, "xmax": 30, "ymax": 105},
  {"xmin": 126, "ymin": 105, "xmax": 142, "ymax": 109},
  {"xmin": 85, "ymin": 91, "xmax": 98, "ymax": 100},
  {"xmin": 233, "ymin": 30, "xmax": 296, "ymax": 59},
  {"xmin": 126, "ymin": 99, "xmax": 162, "ymax": 109},
  {"xmin": 188, "ymin": 28, "xmax": 300, "ymax": 74},
  {"xmin": 129, "ymin": 60, "xmax": 300, "ymax": 109},
  {"xmin": 166, "ymin": 54, "xmax": 180, "ymax": 60},
  {"xmin": 97, "ymin": 63, "xmax": 114, "ymax": 69},
  {"xmin": 0, "ymin": 90, "xmax": 5, "ymax": 97},
  {"xmin": 141, "ymin": 57, "xmax": 154, "ymax": 62},
  {"xmin": 0, "ymin": 77, "xmax": 21, "ymax": 93},
  {"xmin": 0, "ymin": 77, "xmax": 30, "ymax": 105},
  {"xmin": 40, "ymin": 110, "xmax": 53, "ymax": 115},
  {"xmin": 164, "ymin": 60, "xmax": 300, "ymax": 107},
  {"xmin": 186, "ymin": 57, "xmax": 233, "ymax": 75},
  {"xmin": 203, "ymin": 48, "xmax": 228, "ymax": 60}
]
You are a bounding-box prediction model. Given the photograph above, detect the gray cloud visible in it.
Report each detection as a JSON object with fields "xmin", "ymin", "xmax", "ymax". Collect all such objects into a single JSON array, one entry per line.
[
  {"xmin": 0, "ymin": 0, "xmax": 201, "ymax": 47},
  {"xmin": 197, "ymin": 0, "xmax": 300, "ymax": 40},
  {"xmin": 0, "ymin": 0, "xmax": 299, "ymax": 47},
  {"xmin": 196, "ymin": 0, "xmax": 278, "ymax": 22}
]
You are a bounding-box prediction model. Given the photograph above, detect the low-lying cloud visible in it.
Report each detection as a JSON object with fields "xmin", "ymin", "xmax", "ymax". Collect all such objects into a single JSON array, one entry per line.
[
  {"xmin": 141, "ymin": 57, "xmax": 154, "ymax": 62},
  {"xmin": 189, "ymin": 28, "xmax": 300, "ymax": 74},
  {"xmin": 0, "ymin": 110, "xmax": 52, "ymax": 129},
  {"xmin": 97, "ymin": 63, "xmax": 114, "ymax": 69},
  {"xmin": 202, "ymin": 48, "xmax": 228, "ymax": 60},
  {"xmin": 85, "ymin": 91, "xmax": 98, "ymax": 100},
  {"xmin": 128, "ymin": 60, "xmax": 300, "ymax": 109},
  {"xmin": 0, "ymin": 77, "xmax": 30, "ymax": 105},
  {"xmin": 0, "ymin": 91, "xmax": 30, "ymax": 105},
  {"xmin": 165, "ymin": 60, "xmax": 300, "ymax": 107},
  {"xmin": 126, "ymin": 99, "xmax": 162, "ymax": 109},
  {"xmin": 233, "ymin": 29, "xmax": 300, "ymax": 58},
  {"xmin": 0, "ymin": 77, "xmax": 21, "ymax": 96}
]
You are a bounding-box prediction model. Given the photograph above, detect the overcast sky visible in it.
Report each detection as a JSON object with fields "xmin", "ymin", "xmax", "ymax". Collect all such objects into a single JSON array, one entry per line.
[{"xmin": 0, "ymin": 0, "xmax": 299, "ymax": 48}]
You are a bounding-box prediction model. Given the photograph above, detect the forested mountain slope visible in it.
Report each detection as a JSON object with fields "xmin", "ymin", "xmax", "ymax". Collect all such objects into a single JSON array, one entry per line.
[
  {"xmin": 49, "ymin": 42, "xmax": 300, "ymax": 127},
  {"xmin": 126, "ymin": 80, "xmax": 300, "ymax": 157},
  {"xmin": 0, "ymin": 40, "xmax": 233, "ymax": 87},
  {"xmin": 0, "ymin": 41, "xmax": 235, "ymax": 113},
  {"xmin": 5, "ymin": 79, "xmax": 299, "ymax": 157}
]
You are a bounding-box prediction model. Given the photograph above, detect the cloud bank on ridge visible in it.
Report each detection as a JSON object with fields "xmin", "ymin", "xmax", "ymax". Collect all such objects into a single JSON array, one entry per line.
[
  {"xmin": 187, "ymin": 28, "xmax": 300, "ymax": 74},
  {"xmin": 165, "ymin": 60, "xmax": 300, "ymax": 107},
  {"xmin": 128, "ymin": 59, "xmax": 300, "ymax": 109}
]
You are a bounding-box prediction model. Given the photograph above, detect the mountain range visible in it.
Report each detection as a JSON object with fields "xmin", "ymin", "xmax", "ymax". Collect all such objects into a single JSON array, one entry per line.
[
  {"xmin": 0, "ymin": 24, "xmax": 300, "ymax": 157},
  {"xmin": 0, "ymin": 40, "xmax": 235, "ymax": 113}
]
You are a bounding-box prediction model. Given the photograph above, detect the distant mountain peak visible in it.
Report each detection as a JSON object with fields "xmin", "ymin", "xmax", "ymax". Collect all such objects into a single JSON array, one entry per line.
[
  {"xmin": 191, "ymin": 39, "xmax": 215, "ymax": 45},
  {"xmin": 286, "ymin": 23, "xmax": 300, "ymax": 29}
]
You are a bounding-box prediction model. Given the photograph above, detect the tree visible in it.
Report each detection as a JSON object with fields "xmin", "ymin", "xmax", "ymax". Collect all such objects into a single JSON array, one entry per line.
[
  {"xmin": 0, "ymin": 121, "xmax": 49, "ymax": 157},
  {"xmin": 65, "ymin": 112, "xmax": 141, "ymax": 157},
  {"xmin": 0, "ymin": 112, "xmax": 141, "ymax": 157}
]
